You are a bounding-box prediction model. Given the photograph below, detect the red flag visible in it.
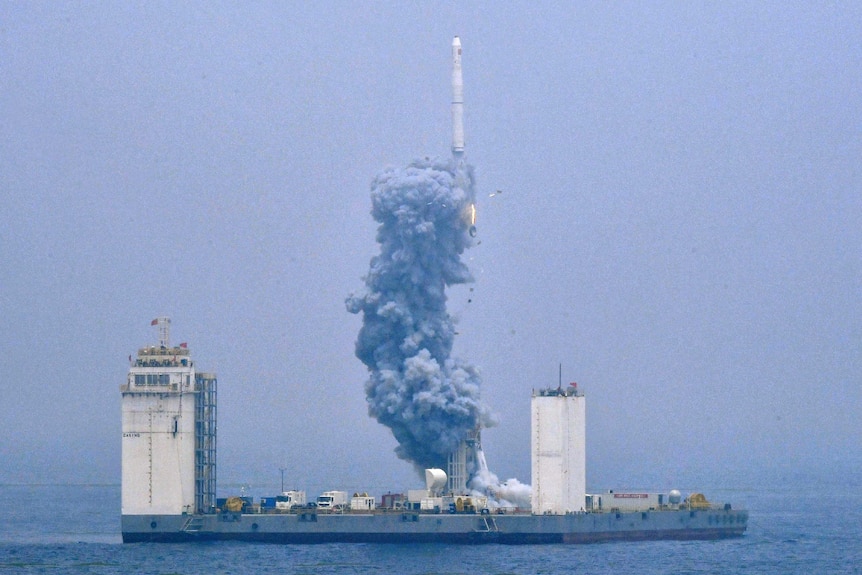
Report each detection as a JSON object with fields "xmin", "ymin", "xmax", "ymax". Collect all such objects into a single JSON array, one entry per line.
[
  {"xmin": 179, "ymin": 342, "xmax": 188, "ymax": 349},
  {"xmin": 151, "ymin": 319, "xmax": 158, "ymax": 326}
]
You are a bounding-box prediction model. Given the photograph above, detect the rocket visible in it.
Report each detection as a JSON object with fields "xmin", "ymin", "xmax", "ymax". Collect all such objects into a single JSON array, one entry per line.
[
  {"xmin": 451, "ymin": 36, "xmax": 475, "ymax": 236},
  {"xmin": 451, "ymin": 36, "xmax": 464, "ymax": 157}
]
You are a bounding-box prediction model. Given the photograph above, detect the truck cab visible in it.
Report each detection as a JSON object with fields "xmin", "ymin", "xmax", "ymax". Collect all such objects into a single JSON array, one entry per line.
[
  {"xmin": 317, "ymin": 490, "xmax": 348, "ymax": 510},
  {"xmin": 275, "ymin": 490, "xmax": 306, "ymax": 510}
]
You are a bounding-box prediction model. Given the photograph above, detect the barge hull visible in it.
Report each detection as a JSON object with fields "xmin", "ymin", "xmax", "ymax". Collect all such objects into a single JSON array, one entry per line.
[{"xmin": 122, "ymin": 508, "xmax": 748, "ymax": 544}]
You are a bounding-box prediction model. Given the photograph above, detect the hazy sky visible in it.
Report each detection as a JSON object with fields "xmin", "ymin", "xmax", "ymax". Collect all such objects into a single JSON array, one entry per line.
[{"xmin": 1, "ymin": 2, "xmax": 859, "ymax": 495}]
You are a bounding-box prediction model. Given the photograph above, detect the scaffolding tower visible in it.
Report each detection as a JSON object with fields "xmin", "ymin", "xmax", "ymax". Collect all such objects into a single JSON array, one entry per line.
[{"xmin": 194, "ymin": 372, "xmax": 217, "ymax": 513}]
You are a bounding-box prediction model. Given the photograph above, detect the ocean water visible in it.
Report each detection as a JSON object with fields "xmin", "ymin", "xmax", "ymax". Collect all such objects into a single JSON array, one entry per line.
[{"xmin": 0, "ymin": 483, "xmax": 859, "ymax": 575}]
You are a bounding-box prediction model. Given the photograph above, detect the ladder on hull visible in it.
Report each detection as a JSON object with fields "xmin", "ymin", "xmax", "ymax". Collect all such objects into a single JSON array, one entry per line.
[
  {"xmin": 475, "ymin": 516, "xmax": 499, "ymax": 532},
  {"xmin": 181, "ymin": 516, "xmax": 205, "ymax": 533}
]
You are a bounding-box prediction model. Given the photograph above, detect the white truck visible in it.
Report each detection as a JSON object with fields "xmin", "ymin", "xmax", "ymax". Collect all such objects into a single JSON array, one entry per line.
[
  {"xmin": 316, "ymin": 490, "xmax": 348, "ymax": 510},
  {"xmin": 275, "ymin": 490, "xmax": 306, "ymax": 511}
]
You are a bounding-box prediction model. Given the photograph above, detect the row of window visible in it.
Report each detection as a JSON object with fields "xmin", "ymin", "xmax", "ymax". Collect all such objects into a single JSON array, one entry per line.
[{"xmin": 135, "ymin": 374, "xmax": 171, "ymax": 386}]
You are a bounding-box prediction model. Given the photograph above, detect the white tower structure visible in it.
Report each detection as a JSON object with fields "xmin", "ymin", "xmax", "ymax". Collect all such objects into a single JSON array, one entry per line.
[
  {"xmin": 121, "ymin": 318, "xmax": 217, "ymax": 516},
  {"xmin": 447, "ymin": 428, "xmax": 481, "ymax": 494},
  {"xmin": 531, "ymin": 384, "xmax": 586, "ymax": 514}
]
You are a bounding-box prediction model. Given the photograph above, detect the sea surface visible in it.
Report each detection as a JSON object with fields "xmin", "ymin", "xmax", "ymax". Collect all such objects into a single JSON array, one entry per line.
[{"xmin": 0, "ymin": 482, "xmax": 859, "ymax": 575}]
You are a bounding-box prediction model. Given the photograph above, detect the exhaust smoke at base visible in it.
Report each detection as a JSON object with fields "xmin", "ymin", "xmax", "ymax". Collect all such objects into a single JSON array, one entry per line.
[{"xmin": 347, "ymin": 157, "xmax": 494, "ymax": 474}]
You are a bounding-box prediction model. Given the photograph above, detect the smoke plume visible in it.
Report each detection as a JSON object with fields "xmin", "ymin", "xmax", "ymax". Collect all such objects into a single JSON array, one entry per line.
[
  {"xmin": 347, "ymin": 157, "xmax": 492, "ymax": 473},
  {"xmin": 470, "ymin": 450, "xmax": 532, "ymax": 509}
]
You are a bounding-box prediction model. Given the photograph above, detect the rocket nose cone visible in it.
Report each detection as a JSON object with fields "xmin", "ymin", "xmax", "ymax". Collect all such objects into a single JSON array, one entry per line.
[{"xmin": 453, "ymin": 36, "xmax": 461, "ymax": 47}]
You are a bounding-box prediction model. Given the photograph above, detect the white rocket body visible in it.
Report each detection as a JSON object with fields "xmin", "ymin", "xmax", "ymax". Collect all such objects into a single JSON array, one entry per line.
[{"xmin": 451, "ymin": 36, "xmax": 464, "ymax": 156}]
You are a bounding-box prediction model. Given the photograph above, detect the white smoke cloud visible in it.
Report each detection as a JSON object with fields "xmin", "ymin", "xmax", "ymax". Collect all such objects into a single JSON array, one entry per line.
[{"xmin": 469, "ymin": 449, "xmax": 532, "ymax": 509}]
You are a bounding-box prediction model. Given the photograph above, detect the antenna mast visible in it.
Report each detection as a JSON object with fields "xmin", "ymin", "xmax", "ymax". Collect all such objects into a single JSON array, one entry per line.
[{"xmin": 152, "ymin": 317, "xmax": 171, "ymax": 347}]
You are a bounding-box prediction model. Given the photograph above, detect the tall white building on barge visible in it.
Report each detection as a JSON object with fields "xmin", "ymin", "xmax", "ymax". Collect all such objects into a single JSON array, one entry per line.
[
  {"xmin": 121, "ymin": 317, "xmax": 217, "ymax": 516},
  {"xmin": 531, "ymin": 384, "xmax": 586, "ymax": 514}
]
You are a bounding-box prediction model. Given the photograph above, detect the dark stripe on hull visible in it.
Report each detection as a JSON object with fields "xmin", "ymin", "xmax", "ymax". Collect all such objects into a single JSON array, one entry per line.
[{"xmin": 123, "ymin": 528, "xmax": 746, "ymax": 545}]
